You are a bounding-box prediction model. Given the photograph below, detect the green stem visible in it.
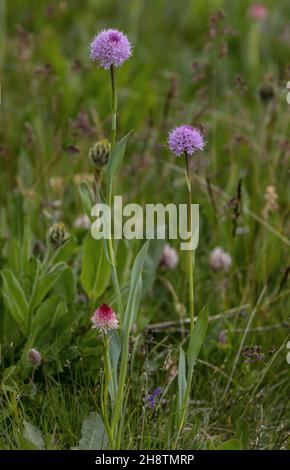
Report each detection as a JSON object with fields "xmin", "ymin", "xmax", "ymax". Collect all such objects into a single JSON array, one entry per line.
[
  {"xmin": 102, "ymin": 335, "xmax": 114, "ymax": 449},
  {"xmin": 110, "ymin": 64, "xmax": 117, "ymax": 147},
  {"xmin": 174, "ymin": 368, "xmax": 193, "ymax": 448},
  {"xmin": 185, "ymin": 153, "xmax": 195, "ymax": 332},
  {"xmin": 106, "ymin": 65, "xmax": 124, "ymax": 320},
  {"xmin": 110, "ymin": 333, "xmax": 129, "ymax": 448},
  {"xmin": 173, "ymin": 154, "xmax": 196, "ymax": 448}
]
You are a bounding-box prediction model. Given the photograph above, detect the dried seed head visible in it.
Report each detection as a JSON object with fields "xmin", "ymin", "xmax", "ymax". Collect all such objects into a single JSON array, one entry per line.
[
  {"xmin": 259, "ymin": 83, "xmax": 275, "ymax": 103},
  {"xmin": 263, "ymin": 185, "xmax": 279, "ymax": 217},
  {"xmin": 49, "ymin": 176, "xmax": 64, "ymax": 193},
  {"xmin": 241, "ymin": 345, "xmax": 265, "ymax": 363},
  {"xmin": 89, "ymin": 139, "xmax": 111, "ymax": 169},
  {"xmin": 48, "ymin": 222, "xmax": 70, "ymax": 248}
]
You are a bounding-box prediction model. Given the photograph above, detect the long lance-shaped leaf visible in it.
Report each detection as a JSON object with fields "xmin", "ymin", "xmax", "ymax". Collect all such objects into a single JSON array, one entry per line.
[
  {"xmin": 106, "ymin": 131, "xmax": 133, "ymax": 183},
  {"xmin": 187, "ymin": 304, "xmax": 209, "ymax": 376},
  {"xmin": 122, "ymin": 241, "xmax": 149, "ymax": 336},
  {"xmin": 111, "ymin": 241, "xmax": 149, "ymax": 434},
  {"xmin": 176, "ymin": 305, "xmax": 209, "ymax": 435},
  {"xmin": 178, "ymin": 347, "xmax": 187, "ymax": 412},
  {"xmin": 28, "ymin": 262, "xmax": 67, "ymax": 313},
  {"xmin": 79, "ymin": 182, "xmax": 94, "ymax": 219}
]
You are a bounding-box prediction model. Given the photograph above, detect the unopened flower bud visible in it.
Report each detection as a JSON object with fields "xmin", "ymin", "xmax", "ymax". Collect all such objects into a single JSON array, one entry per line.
[
  {"xmin": 27, "ymin": 348, "xmax": 42, "ymax": 366},
  {"xmin": 48, "ymin": 222, "xmax": 69, "ymax": 248},
  {"xmin": 89, "ymin": 139, "xmax": 111, "ymax": 169}
]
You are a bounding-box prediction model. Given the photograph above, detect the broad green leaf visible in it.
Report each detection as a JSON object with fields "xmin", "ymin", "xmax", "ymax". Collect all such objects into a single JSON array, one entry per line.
[
  {"xmin": 22, "ymin": 421, "xmax": 44, "ymax": 450},
  {"xmin": 178, "ymin": 347, "xmax": 187, "ymax": 412},
  {"xmin": 78, "ymin": 413, "xmax": 108, "ymax": 450},
  {"xmin": 216, "ymin": 439, "xmax": 243, "ymax": 450},
  {"xmin": 79, "ymin": 182, "xmax": 94, "ymax": 218},
  {"xmin": 122, "ymin": 241, "xmax": 149, "ymax": 336},
  {"xmin": 27, "ymin": 296, "xmax": 73, "ymax": 354},
  {"xmin": 7, "ymin": 239, "xmax": 22, "ymax": 277},
  {"xmin": 53, "ymin": 266, "xmax": 77, "ymax": 304},
  {"xmin": 29, "ymin": 262, "xmax": 67, "ymax": 312},
  {"xmin": 187, "ymin": 305, "xmax": 208, "ymax": 375},
  {"xmin": 106, "ymin": 131, "xmax": 133, "ymax": 182},
  {"xmin": 21, "ymin": 216, "xmax": 32, "ymax": 294},
  {"xmin": 131, "ymin": 276, "xmax": 143, "ymax": 327},
  {"xmin": 1, "ymin": 269, "xmax": 29, "ymax": 335},
  {"xmin": 80, "ymin": 234, "xmax": 111, "ymax": 298}
]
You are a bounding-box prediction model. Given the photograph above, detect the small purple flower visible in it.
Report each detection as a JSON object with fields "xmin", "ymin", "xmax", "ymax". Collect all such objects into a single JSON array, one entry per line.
[
  {"xmin": 147, "ymin": 387, "xmax": 162, "ymax": 409},
  {"xmin": 218, "ymin": 330, "xmax": 227, "ymax": 344},
  {"xmin": 168, "ymin": 125, "xmax": 205, "ymax": 156},
  {"xmin": 90, "ymin": 28, "xmax": 132, "ymax": 69}
]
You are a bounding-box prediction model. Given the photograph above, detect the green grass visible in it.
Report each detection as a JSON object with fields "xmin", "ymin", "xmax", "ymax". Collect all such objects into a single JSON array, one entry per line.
[{"xmin": 0, "ymin": 0, "xmax": 289, "ymax": 450}]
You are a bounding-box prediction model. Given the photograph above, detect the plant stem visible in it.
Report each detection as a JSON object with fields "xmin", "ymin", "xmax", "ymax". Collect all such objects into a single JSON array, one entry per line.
[
  {"xmin": 106, "ymin": 65, "xmax": 124, "ymax": 320},
  {"xmin": 102, "ymin": 335, "xmax": 114, "ymax": 449},
  {"xmin": 110, "ymin": 65, "xmax": 117, "ymax": 147},
  {"xmin": 110, "ymin": 332, "xmax": 129, "ymax": 448},
  {"xmin": 185, "ymin": 153, "xmax": 195, "ymax": 332},
  {"xmin": 173, "ymin": 154, "xmax": 196, "ymax": 448}
]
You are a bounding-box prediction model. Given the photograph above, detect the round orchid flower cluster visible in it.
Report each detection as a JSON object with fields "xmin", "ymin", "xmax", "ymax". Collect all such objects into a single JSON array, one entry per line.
[
  {"xmin": 168, "ymin": 125, "xmax": 205, "ymax": 156},
  {"xmin": 90, "ymin": 29, "xmax": 132, "ymax": 69}
]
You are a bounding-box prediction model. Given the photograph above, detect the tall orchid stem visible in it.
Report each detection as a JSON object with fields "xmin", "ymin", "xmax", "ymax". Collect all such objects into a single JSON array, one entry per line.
[
  {"xmin": 106, "ymin": 65, "xmax": 124, "ymax": 321},
  {"xmin": 185, "ymin": 153, "xmax": 195, "ymax": 332},
  {"xmin": 102, "ymin": 335, "xmax": 114, "ymax": 449}
]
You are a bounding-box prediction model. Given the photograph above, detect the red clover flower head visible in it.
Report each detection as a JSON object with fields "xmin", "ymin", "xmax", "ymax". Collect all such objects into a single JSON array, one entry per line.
[
  {"xmin": 209, "ymin": 247, "xmax": 232, "ymax": 272},
  {"xmin": 91, "ymin": 304, "xmax": 119, "ymax": 332},
  {"xmin": 160, "ymin": 244, "xmax": 179, "ymax": 269},
  {"xmin": 168, "ymin": 125, "xmax": 205, "ymax": 156},
  {"xmin": 90, "ymin": 28, "xmax": 132, "ymax": 69},
  {"xmin": 27, "ymin": 348, "xmax": 42, "ymax": 366},
  {"xmin": 248, "ymin": 4, "xmax": 268, "ymax": 19}
]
